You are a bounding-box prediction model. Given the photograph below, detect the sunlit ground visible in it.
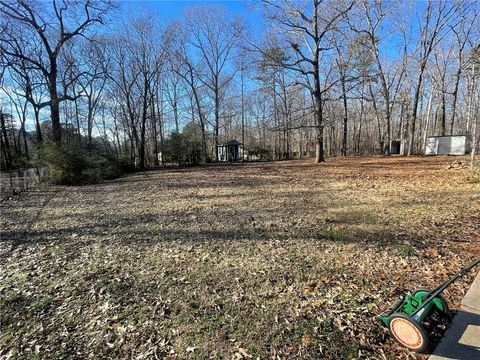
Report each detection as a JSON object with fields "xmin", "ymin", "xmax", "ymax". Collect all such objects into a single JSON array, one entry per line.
[{"xmin": 1, "ymin": 156, "xmax": 479, "ymax": 359}]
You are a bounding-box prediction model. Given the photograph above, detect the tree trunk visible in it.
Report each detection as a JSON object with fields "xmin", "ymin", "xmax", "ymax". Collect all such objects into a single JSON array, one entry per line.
[
  {"xmin": 272, "ymin": 80, "xmax": 279, "ymax": 160},
  {"xmin": 49, "ymin": 59, "xmax": 62, "ymax": 144},
  {"xmin": 341, "ymin": 73, "xmax": 348, "ymax": 157},
  {"xmin": 173, "ymin": 102, "xmax": 179, "ymax": 134},
  {"xmin": 241, "ymin": 72, "xmax": 245, "ymax": 158},
  {"xmin": 33, "ymin": 107, "xmax": 43, "ymax": 143},
  {"xmin": 214, "ymin": 76, "xmax": 220, "ymax": 162},
  {"xmin": 172, "ymin": 81, "xmax": 179, "ymax": 133},
  {"xmin": 314, "ymin": 111, "xmax": 324, "ymax": 162},
  {"xmin": 450, "ymin": 68, "xmax": 461, "ymax": 135},
  {"xmin": 466, "ymin": 62, "xmax": 477, "ymax": 135},
  {"xmin": 139, "ymin": 78, "xmax": 149, "ymax": 170},
  {"xmin": 22, "ymin": 125, "xmax": 29, "ymax": 160},
  {"xmin": 423, "ymin": 88, "xmax": 434, "ymax": 150},
  {"xmin": 87, "ymin": 97, "xmax": 94, "ymax": 147},
  {"xmin": 407, "ymin": 69, "xmax": 425, "ymax": 156},
  {"xmin": 356, "ymin": 83, "xmax": 365, "ymax": 155},
  {"xmin": 313, "ymin": 59, "xmax": 324, "ymax": 163},
  {"xmin": 189, "ymin": 77, "xmax": 207, "ymax": 162},
  {"xmin": 74, "ymin": 97, "xmax": 82, "ymax": 143},
  {"xmin": 1, "ymin": 112, "xmax": 12, "ymax": 169},
  {"xmin": 385, "ymin": 100, "xmax": 391, "ymax": 155},
  {"xmin": 440, "ymin": 89, "xmax": 446, "ymax": 136},
  {"xmin": 471, "ymin": 104, "xmax": 478, "ymax": 168},
  {"xmin": 18, "ymin": 104, "xmax": 29, "ymax": 160},
  {"xmin": 370, "ymin": 84, "xmax": 383, "ymax": 154},
  {"xmin": 151, "ymin": 87, "xmax": 159, "ymax": 167}
]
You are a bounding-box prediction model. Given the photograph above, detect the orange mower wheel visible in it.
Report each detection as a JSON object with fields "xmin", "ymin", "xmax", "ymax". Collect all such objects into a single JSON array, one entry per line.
[{"xmin": 387, "ymin": 313, "xmax": 429, "ymax": 353}]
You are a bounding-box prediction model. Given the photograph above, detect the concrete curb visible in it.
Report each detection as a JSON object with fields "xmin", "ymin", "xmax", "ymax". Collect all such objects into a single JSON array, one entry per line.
[
  {"xmin": 462, "ymin": 271, "xmax": 480, "ymax": 313},
  {"xmin": 429, "ymin": 271, "xmax": 480, "ymax": 360}
]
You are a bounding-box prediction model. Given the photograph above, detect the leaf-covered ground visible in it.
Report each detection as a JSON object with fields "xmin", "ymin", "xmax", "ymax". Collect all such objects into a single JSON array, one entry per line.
[{"xmin": 1, "ymin": 156, "xmax": 479, "ymax": 360}]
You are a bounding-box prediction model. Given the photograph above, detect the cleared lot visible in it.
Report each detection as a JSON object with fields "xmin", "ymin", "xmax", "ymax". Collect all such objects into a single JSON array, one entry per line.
[{"xmin": 1, "ymin": 157, "xmax": 479, "ymax": 359}]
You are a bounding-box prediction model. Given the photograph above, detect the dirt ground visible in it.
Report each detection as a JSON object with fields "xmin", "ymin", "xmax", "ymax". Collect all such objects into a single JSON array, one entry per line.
[{"xmin": 1, "ymin": 156, "xmax": 479, "ymax": 359}]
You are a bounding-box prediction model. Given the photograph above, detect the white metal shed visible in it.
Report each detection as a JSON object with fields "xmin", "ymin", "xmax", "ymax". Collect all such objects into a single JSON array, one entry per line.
[{"xmin": 425, "ymin": 135, "xmax": 467, "ymax": 155}]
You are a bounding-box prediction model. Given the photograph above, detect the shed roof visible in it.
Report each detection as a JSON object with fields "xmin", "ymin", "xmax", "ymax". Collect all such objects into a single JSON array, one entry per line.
[
  {"xmin": 221, "ymin": 139, "xmax": 243, "ymax": 146},
  {"xmin": 426, "ymin": 134, "xmax": 467, "ymax": 138}
]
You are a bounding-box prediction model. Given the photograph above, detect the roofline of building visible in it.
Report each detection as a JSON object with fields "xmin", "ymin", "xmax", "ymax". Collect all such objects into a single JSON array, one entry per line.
[{"xmin": 426, "ymin": 135, "xmax": 468, "ymax": 138}]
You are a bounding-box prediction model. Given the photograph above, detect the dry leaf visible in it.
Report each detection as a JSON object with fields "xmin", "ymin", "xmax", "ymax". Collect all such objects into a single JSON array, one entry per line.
[
  {"xmin": 238, "ymin": 348, "xmax": 252, "ymax": 358},
  {"xmin": 301, "ymin": 335, "xmax": 313, "ymax": 347}
]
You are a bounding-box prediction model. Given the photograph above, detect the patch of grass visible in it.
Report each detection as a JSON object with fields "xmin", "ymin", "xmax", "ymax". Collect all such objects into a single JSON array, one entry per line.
[
  {"xmin": 29, "ymin": 296, "xmax": 55, "ymax": 315},
  {"xmin": 395, "ymin": 244, "xmax": 416, "ymax": 257},
  {"xmin": 7, "ymin": 270, "xmax": 29, "ymax": 285},
  {"xmin": 466, "ymin": 176, "xmax": 480, "ymax": 184},
  {"xmin": 323, "ymin": 227, "xmax": 348, "ymax": 242}
]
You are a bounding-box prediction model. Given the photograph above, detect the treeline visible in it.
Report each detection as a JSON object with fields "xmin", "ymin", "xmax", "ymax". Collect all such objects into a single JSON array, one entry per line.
[{"xmin": 1, "ymin": 0, "xmax": 479, "ymax": 176}]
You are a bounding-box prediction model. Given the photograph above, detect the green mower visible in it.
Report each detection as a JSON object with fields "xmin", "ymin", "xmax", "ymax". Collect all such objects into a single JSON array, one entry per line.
[{"xmin": 379, "ymin": 257, "xmax": 480, "ymax": 352}]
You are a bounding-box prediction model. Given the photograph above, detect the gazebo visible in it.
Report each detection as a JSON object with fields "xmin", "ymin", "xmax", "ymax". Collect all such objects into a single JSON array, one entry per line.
[{"xmin": 217, "ymin": 140, "xmax": 244, "ymax": 162}]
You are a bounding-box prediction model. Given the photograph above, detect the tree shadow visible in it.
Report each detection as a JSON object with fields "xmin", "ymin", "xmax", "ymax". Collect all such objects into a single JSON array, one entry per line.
[
  {"xmin": 1, "ymin": 206, "xmax": 411, "ymax": 259},
  {"xmin": 2, "ymin": 158, "xmax": 477, "ymax": 260}
]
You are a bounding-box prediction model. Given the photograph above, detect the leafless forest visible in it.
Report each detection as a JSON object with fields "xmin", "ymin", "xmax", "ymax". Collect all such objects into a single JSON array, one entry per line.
[{"xmin": 1, "ymin": 0, "xmax": 479, "ymax": 171}]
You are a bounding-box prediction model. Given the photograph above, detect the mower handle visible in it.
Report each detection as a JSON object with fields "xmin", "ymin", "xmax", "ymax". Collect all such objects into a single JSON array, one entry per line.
[
  {"xmin": 457, "ymin": 257, "xmax": 480, "ymax": 276},
  {"xmin": 410, "ymin": 257, "xmax": 480, "ymax": 319}
]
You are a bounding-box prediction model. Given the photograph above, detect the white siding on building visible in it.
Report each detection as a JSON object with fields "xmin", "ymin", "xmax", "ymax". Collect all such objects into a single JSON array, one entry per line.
[{"xmin": 425, "ymin": 135, "xmax": 467, "ymax": 155}]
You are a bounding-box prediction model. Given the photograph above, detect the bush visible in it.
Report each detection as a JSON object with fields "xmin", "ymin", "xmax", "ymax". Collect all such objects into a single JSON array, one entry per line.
[
  {"xmin": 162, "ymin": 124, "xmax": 204, "ymax": 165},
  {"xmin": 40, "ymin": 142, "xmax": 125, "ymax": 185},
  {"xmin": 248, "ymin": 146, "xmax": 272, "ymax": 161}
]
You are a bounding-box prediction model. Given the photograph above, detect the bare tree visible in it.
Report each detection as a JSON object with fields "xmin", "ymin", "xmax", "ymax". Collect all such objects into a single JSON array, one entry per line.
[
  {"xmin": 466, "ymin": 44, "xmax": 480, "ymax": 167},
  {"xmin": 170, "ymin": 22, "xmax": 209, "ymax": 161},
  {"xmin": 184, "ymin": 6, "xmax": 244, "ymax": 161},
  {"xmin": 1, "ymin": 0, "xmax": 479, "ymax": 169},
  {"xmin": 406, "ymin": 0, "xmax": 464, "ymax": 155},
  {"xmin": 0, "ymin": 0, "xmax": 113, "ymax": 143},
  {"xmin": 349, "ymin": 0, "xmax": 409, "ymax": 155},
  {"xmin": 164, "ymin": 64, "xmax": 182, "ymax": 134},
  {"xmin": 261, "ymin": 0, "xmax": 354, "ymax": 162},
  {"xmin": 130, "ymin": 16, "xmax": 167, "ymax": 169},
  {"xmin": 1, "ymin": 75, "xmax": 29, "ymax": 159},
  {"xmin": 432, "ymin": 47, "xmax": 451, "ymax": 136},
  {"xmin": 2, "ymin": 52, "xmax": 47, "ymax": 144},
  {"xmin": 450, "ymin": 9, "xmax": 478, "ymax": 135},
  {"xmin": 76, "ymin": 39, "xmax": 110, "ymax": 147}
]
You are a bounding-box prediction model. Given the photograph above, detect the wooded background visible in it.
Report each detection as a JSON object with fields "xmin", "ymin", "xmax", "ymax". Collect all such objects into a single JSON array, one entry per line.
[{"xmin": 1, "ymin": 0, "xmax": 479, "ymax": 172}]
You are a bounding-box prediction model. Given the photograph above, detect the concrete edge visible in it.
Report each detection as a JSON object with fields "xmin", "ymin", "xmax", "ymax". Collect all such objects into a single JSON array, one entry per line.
[
  {"xmin": 429, "ymin": 269, "xmax": 480, "ymax": 360},
  {"xmin": 461, "ymin": 270, "xmax": 480, "ymax": 313}
]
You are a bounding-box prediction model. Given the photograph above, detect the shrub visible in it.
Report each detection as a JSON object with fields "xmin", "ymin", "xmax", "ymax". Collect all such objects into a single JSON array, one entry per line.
[
  {"xmin": 162, "ymin": 126, "xmax": 204, "ymax": 165},
  {"xmin": 40, "ymin": 142, "xmax": 124, "ymax": 185},
  {"xmin": 248, "ymin": 146, "xmax": 272, "ymax": 161}
]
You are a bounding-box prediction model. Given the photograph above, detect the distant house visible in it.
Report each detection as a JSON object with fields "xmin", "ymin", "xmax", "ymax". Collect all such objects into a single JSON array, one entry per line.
[
  {"xmin": 425, "ymin": 135, "xmax": 467, "ymax": 155},
  {"xmin": 218, "ymin": 140, "xmax": 244, "ymax": 162}
]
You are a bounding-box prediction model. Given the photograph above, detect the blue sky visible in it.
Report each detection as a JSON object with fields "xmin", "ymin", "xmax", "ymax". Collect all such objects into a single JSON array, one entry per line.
[
  {"xmin": 117, "ymin": 0, "xmax": 413, "ymax": 62},
  {"xmin": 119, "ymin": 0, "xmax": 264, "ymax": 29},
  {"xmin": 137, "ymin": 0, "xmax": 254, "ymax": 17},
  {"xmin": 112, "ymin": 1, "xmax": 266, "ymax": 133}
]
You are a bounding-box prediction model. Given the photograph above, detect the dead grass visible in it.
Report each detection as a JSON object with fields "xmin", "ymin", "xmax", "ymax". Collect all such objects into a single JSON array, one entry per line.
[{"xmin": 1, "ymin": 156, "xmax": 479, "ymax": 359}]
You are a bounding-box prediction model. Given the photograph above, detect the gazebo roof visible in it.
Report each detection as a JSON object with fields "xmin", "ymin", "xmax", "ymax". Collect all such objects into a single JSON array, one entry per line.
[{"xmin": 222, "ymin": 139, "xmax": 242, "ymax": 146}]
